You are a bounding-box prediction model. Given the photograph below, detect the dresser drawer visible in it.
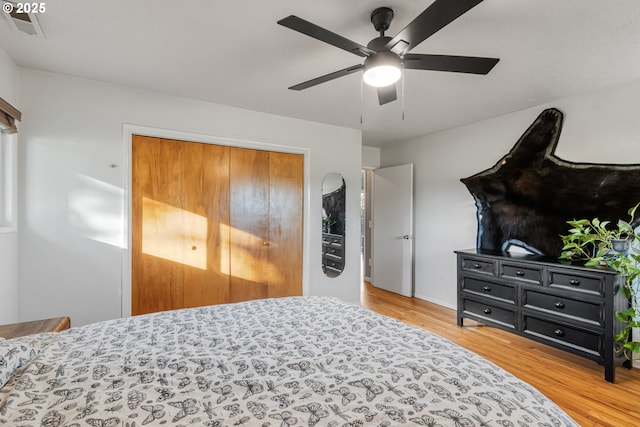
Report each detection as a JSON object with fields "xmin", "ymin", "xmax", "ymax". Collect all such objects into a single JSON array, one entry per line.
[
  {"xmin": 462, "ymin": 298, "xmax": 516, "ymax": 328},
  {"xmin": 323, "ymin": 244, "xmax": 343, "ymax": 257},
  {"xmin": 523, "ymin": 315, "xmax": 602, "ymax": 357},
  {"xmin": 462, "ymin": 277, "xmax": 516, "ymax": 303},
  {"xmin": 549, "ymin": 270, "xmax": 604, "ymax": 296},
  {"xmin": 461, "ymin": 256, "xmax": 496, "ymax": 276},
  {"xmin": 523, "ymin": 290, "xmax": 603, "ymax": 326},
  {"xmin": 322, "ymin": 234, "xmax": 343, "ymax": 247},
  {"xmin": 323, "ymin": 256, "xmax": 343, "ymax": 270},
  {"xmin": 500, "ymin": 263, "xmax": 542, "ymax": 285}
]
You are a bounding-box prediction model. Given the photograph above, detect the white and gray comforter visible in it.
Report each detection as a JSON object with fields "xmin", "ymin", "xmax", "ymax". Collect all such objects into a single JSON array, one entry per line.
[{"xmin": 0, "ymin": 296, "xmax": 577, "ymax": 426}]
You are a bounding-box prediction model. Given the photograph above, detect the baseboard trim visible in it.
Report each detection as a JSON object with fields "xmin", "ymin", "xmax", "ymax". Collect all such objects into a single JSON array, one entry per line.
[{"xmin": 413, "ymin": 293, "xmax": 456, "ymax": 311}]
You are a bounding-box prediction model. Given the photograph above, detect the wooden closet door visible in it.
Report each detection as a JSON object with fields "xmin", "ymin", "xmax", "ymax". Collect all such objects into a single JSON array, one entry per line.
[
  {"xmin": 132, "ymin": 136, "xmax": 230, "ymax": 315},
  {"xmin": 228, "ymin": 148, "xmax": 303, "ymax": 301},
  {"xmin": 132, "ymin": 136, "xmax": 186, "ymax": 315},
  {"xmin": 268, "ymin": 152, "xmax": 303, "ymax": 297},
  {"xmin": 229, "ymin": 148, "xmax": 270, "ymax": 302},
  {"xmin": 182, "ymin": 142, "xmax": 230, "ymax": 308}
]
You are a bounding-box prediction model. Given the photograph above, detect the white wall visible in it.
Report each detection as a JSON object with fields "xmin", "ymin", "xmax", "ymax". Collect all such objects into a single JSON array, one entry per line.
[
  {"xmin": 362, "ymin": 146, "xmax": 380, "ymax": 169},
  {"xmin": 0, "ymin": 49, "xmax": 19, "ymax": 324},
  {"xmin": 18, "ymin": 69, "xmax": 362, "ymax": 326},
  {"xmin": 381, "ymin": 78, "xmax": 640, "ymax": 308}
]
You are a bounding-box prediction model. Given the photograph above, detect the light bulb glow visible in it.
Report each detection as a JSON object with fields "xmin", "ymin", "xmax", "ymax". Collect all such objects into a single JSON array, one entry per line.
[
  {"xmin": 363, "ymin": 65, "xmax": 401, "ymax": 87},
  {"xmin": 362, "ymin": 51, "xmax": 402, "ymax": 88}
]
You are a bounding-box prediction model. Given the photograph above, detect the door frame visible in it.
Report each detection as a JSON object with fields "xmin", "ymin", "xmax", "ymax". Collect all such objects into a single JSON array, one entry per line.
[{"xmin": 121, "ymin": 124, "xmax": 311, "ymax": 317}]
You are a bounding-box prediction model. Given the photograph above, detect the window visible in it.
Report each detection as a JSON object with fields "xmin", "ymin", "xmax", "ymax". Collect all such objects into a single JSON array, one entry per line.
[
  {"xmin": 0, "ymin": 96, "xmax": 20, "ymax": 231},
  {"xmin": 0, "ymin": 132, "xmax": 16, "ymax": 230}
]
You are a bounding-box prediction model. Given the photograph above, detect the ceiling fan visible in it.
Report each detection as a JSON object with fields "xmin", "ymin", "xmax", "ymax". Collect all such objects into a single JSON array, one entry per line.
[{"xmin": 278, "ymin": 0, "xmax": 499, "ymax": 105}]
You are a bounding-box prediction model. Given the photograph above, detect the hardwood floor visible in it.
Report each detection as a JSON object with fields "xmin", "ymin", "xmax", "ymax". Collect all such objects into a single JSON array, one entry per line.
[{"xmin": 361, "ymin": 281, "xmax": 640, "ymax": 427}]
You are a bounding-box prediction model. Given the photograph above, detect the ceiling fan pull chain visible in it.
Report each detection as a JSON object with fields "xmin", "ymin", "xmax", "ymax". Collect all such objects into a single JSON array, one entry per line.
[
  {"xmin": 401, "ymin": 62, "xmax": 406, "ymax": 121},
  {"xmin": 360, "ymin": 71, "xmax": 364, "ymax": 125}
]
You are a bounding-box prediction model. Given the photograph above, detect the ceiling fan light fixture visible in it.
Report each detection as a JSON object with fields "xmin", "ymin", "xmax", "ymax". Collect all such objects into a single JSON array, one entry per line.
[{"xmin": 363, "ymin": 52, "xmax": 401, "ymax": 88}]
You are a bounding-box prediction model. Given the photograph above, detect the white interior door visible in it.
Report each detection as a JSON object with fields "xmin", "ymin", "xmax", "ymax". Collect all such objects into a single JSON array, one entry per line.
[{"xmin": 372, "ymin": 164, "xmax": 413, "ymax": 297}]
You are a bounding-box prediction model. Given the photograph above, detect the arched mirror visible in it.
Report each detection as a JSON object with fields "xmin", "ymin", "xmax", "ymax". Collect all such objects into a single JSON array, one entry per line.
[{"xmin": 322, "ymin": 173, "xmax": 346, "ymax": 277}]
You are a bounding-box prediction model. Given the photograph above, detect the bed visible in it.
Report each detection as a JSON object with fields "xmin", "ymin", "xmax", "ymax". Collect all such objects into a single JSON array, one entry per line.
[{"xmin": 0, "ymin": 296, "xmax": 577, "ymax": 426}]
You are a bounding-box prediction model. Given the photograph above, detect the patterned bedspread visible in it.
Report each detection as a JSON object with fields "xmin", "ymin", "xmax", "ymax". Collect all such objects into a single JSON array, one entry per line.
[{"xmin": 0, "ymin": 297, "xmax": 577, "ymax": 426}]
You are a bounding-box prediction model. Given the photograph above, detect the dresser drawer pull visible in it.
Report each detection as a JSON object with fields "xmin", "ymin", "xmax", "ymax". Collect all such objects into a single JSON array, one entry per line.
[
  {"xmin": 482, "ymin": 286, "xmax": 491, "ymax": 292},
  {"xmin": 554, "ymin": 328, "xmax": 565, "ymax": 337},
  {"xmin": 473, "ymin": 263, "xmax": 482, "ymax": 269},
  {"xmin": 483, "ymin": 308, "xmax": 492, "ymax": 315},
  {"xmin": 554, "ymin": 301, "xmax": 565, "ymax": 309},
  {"xmin": 569, "ymin": 279, "xmax": 580, "ymax": 286},
  {"xmin": 515, "ymin": 270, "xmax": 525, "ymax": 276}
]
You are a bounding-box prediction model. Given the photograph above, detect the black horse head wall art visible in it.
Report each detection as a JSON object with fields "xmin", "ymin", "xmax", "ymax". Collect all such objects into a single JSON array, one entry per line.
[{"xmin": 461, "ymin": 108, "xmax": 640, "ymax": 257}]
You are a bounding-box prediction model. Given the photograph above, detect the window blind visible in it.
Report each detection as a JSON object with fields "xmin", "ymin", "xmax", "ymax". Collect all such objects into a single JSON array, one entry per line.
[{"xmin": 0, "ymin": 97, "xmax": 21, "ymax": 134}]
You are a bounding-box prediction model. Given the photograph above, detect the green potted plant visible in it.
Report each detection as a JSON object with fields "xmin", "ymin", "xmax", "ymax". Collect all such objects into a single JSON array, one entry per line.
[
  {"xmin": 559, "ymin": 203, "xmax": 640, "ymax": 360},
  {"xmin": 322, "ymin": 213, "xmax": 335, "ymax": 233}
]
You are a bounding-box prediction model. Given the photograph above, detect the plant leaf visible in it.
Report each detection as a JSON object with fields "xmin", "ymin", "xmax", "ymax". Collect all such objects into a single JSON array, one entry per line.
[
  {"xmin": 615, "ymin": 330, "xmax": 629, "ymax": 341},
  {"xmin": 585, "ymin": 258, "xmax": 602, "ymax": 267},
  {"xmin": 616, "ymin": 311, "xmax": 630, "ymax": 322},
  {"xmin": 624, "ymin": 341, "xmax": 640, "ymax": 353}
]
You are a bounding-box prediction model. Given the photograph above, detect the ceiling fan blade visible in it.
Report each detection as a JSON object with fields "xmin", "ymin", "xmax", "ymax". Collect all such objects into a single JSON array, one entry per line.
[
  {"xmin": 377, "ymin": 85, "xmax": 397, "ymax": 105},
  {"xmin": 289, "ymin": 64, "xmax": 363, "ymax": 90},
  {"xmin": 385, "ymin": 0, "xmax": 484, "ymax": 55},
  {"xmin": 278, "ymin": 15, "xmax": 374, "ymax": 57},
  {"xmin": 404, "ymin": 54, "xmax": 499, "ymax": 74}
]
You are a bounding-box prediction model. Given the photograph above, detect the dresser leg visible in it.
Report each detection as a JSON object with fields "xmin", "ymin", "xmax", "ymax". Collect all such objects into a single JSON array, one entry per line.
[{"xmin": 604, "ymin": 365, "xmax": 615, "ymax": 383}]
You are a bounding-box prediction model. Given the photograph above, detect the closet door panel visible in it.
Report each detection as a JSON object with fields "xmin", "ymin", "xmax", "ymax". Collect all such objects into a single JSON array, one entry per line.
[
  {"xmin": 132, "ymin": 136, "xmax": 185, "ymax": 315},
  {"xmin": 182, "ymin": 142, "xmax": 231, "ymax": 308},
  {"xmin": 268, "ymin": 152, "xmax": 304, "ymax": 297},
  {"xmin": 229, "ymin": 147, "xmax": 270, "ymax": 302}
]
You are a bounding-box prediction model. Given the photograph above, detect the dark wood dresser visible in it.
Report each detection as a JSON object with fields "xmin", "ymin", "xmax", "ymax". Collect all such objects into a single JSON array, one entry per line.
[{"xmin": 455, "ymin": 249, "xmax": 629, "ymax": 382}]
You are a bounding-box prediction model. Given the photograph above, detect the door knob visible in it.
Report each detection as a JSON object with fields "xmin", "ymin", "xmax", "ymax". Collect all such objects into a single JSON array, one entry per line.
[
  {"xmin": 402, "ymin": 235, "xmax": 411, "ymax": 240},
  {"xmin": 262, "ymin": 241, "xmax": 271, "ymax": 247}
]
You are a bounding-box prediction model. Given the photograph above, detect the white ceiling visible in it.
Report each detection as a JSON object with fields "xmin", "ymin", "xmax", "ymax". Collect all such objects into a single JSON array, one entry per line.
[{"xmin": 2, "ymin": 0, "xmax": 640, "ymax": 147}]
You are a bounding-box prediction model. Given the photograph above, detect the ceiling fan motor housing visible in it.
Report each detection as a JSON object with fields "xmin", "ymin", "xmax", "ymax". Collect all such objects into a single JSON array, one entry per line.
[{"xmin": 367, "ymin": 36, "xmax": 393, "ymax": 52}]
